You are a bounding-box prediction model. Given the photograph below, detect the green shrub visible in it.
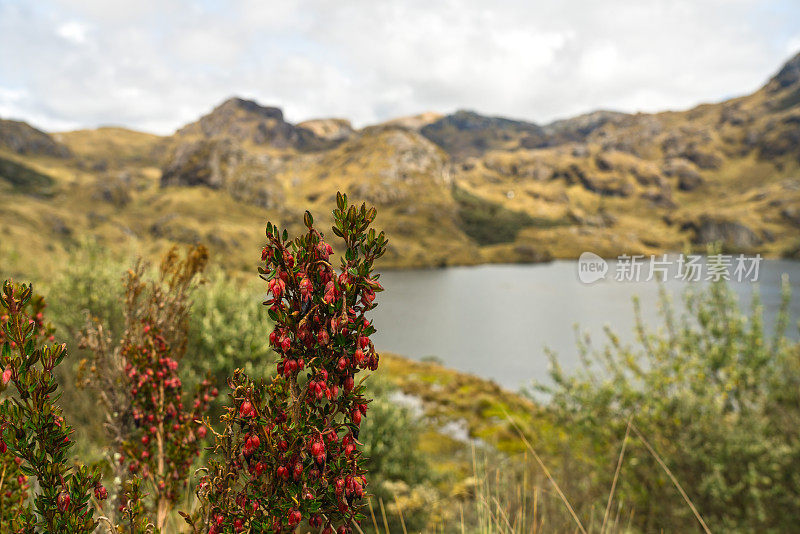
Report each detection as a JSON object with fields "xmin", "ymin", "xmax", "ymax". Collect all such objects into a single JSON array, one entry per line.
[
  {"xmin": 536, "ymin": 279, "xmax": 800, "ymax": 533},
  {"xmin": 360, "ymin": 379, "xmax": 432, "ymax": 532},
  {"xmin": 184, "ymin": 267, "xmax": 275, "ymax": 388},
  {"xmin": 46, "ymin": 240, "xmax": 275, "ymax": 390}
]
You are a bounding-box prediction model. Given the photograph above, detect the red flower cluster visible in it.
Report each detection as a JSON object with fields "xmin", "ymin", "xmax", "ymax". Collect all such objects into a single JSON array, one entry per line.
[
  {"xmin": 197, "ymin": 194, "xmax": 387, "ymax": 533},
  {"xmin": 121, "ymin": 320, "xmax": 217, "ymax": 522}
]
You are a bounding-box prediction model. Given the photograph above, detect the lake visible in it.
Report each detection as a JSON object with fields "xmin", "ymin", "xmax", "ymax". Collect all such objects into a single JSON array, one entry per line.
[{"xmin": 371, "ymin": 258, "xmax": 800, "ymax": 391}]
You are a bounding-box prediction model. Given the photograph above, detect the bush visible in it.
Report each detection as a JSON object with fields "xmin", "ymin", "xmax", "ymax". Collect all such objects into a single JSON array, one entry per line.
[
  {"xmin": 78, "ymin": 246, "xmax": 217, "ymax": 531},
  {"xmin": 195, "ymin": 194, "xmax": 388, "ymax": 533},
  {"xmin": 536, "ymin": 280, "xmax": 800, "ymax": 533},
  {"xmin": 43, "ymin": 242, "xmax": 272, "ymax": 443},
  {"xmin": 359, "ymin": 379, "xmax": 432, "ymax": 532},
  {"xmin": 0, "ymin": 282, "xmax": 106, "ymax": 533},
  {"xmin": 0, "ymin": 197, "xmax": 439, "ymax": 533},
  {"xmin": 46, "ymin": 239, "xmax": 128, "ymax": 342},
  {"xmin": 184, "ymin": 267, "xmax": 275, "ymax": 389}
]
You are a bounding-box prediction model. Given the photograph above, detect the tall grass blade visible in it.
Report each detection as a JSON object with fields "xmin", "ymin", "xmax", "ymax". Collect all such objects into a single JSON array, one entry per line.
[
  {"xmin": 630, "ymin": 423, "xmax": 712, "ymax": 534},
  {"xmin": 503, "ymin": 409, "xmax": 588, "ymax": 534},
  {"xmin": 601, "ymin": 416, "xmax": 632, "ymax": 534}
]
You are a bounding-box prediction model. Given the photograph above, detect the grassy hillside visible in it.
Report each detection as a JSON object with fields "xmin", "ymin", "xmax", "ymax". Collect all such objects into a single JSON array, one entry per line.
[{"xmin": 2, "ymin": 53, "xmax": 800, "ymax": 276}]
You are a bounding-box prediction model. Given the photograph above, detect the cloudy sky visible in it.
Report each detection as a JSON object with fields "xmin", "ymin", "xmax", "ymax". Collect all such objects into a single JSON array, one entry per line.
[{"xmin": 1, "ymin": 0, "xmax": 799, "ymax": 134}]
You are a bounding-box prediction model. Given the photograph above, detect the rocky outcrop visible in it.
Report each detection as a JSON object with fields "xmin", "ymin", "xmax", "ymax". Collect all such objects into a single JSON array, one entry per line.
[
  {"xmin": 781, "ymin": 206, "xmax": 800, "ymax": 227},
  {"xmin": 756, "ymin": 114, "xmax": 800, "ymax": 160},
  {"xmin": 176, "ymin": 97, "xmax": 325, "ymax": 150},
  {"xmin": 766, "ymin": 51, "xmax": 800, "ymax": 92},
  {"xmin": 160, "ymin": 137, "xmax": 285, "ymax": 208},
  {"xmin": 543, "ymin": 110, "xmax": 629, "ymax": 144},
  {"xmin": 421, "ymin": 110, "xmax": 546, "ymax": 159},
  {"xmin": 630, "ymin": 162, "xmax": 665, "ymax": 187},
  {"xmin": 0, "ymin": 119, "xmax": 70, "ymax": 157},
  {"xmin": 683, "ymin": 216, "xmax": 762, "ymax": 250},
  {"xmin": 336, "ymin": 126, "xmax": 450, "ymax": 206},
  {"xmin": 662, "ymin": 158, "xmax": 703, "ymax": 191},
  {"xmin": 296, "ymin": 118, "xmax": 354, "ymax": 142},
  {"xmin": 578, "ymin": 173, "xmax": 634, "ymax": 197},
  {"xmin": 161, "ymin": 138, "xmax": 242, "ymax": 189}
]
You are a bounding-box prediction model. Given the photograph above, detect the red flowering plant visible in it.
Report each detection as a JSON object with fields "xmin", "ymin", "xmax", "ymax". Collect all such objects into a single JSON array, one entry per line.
[
  {"xmin": 79, "ymin": 246, "xmax": 217, "ymax": 531},
  {"xmin": 0, "ymin": 281, "xmax": 106, "ymax": 533},
  {"xmin": 192, "ymin": 193, "xmax": 387, "ymax": 533},
  {"xmin": 0, "ymin": 289, "xmax": 51, "ymax": 530}
]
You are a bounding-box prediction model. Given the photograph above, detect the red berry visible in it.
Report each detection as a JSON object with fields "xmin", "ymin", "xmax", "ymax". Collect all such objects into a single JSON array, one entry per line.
[
  {"xmin": 344, "ymin": 376, "xmax": 355, "ymax": 393},
  {"xmin": 288, "ymin": 509, "xmax": 302, "ymax": 526},
  {"xmin": 56, "ymin": 491, "xmax": 70, "ymax": 511},
  {"xmin": 239, "ymin": 400, "xmax": 254, "ymax": 418},
  {"xmin": 317, "ymin": 329, "xmax": 329, "ymax": 345}
]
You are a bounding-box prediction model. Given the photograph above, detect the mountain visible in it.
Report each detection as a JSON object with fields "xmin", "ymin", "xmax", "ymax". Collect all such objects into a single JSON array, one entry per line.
[
  {"xmin": 174, "ymin": 97, "xmax": 335, "ymax": 151},
  {"xmin": 2, "ymin": 52, "xmax": 800, "ymax": 276},
  {"xmin": 0, "ymin": 119, "xmax": 70, "ymax": 158},
  {"xmin": 420, "ymin": 110, "xmax": 547, "ymax": 159}
]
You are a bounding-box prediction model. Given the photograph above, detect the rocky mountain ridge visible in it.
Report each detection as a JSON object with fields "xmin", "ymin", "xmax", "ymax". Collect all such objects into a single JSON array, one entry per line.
[{"xmin": 1, "ymin": 52, "xmax": 800, "ymax": 272}]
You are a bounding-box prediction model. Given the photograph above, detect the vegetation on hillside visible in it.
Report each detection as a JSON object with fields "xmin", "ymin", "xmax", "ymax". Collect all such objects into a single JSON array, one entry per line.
[
  {"xmin": 3, "ymin": 53, "xmax": 800, "ymax": 273},
  {"xmin": 529, "ymin": 279, "xmax": 800, "ymax": 533}
]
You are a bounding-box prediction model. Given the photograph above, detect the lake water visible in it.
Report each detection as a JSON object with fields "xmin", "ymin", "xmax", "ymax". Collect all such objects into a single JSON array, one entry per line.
[{"xmin": 371, "ymin": 258, "xmax": 800, "ymax": 391}]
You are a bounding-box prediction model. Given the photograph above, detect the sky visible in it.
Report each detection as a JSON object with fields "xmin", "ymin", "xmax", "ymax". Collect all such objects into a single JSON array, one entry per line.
[{"xmin": 1, "ymin": 0, "xmax": 799, "ymax": 135}]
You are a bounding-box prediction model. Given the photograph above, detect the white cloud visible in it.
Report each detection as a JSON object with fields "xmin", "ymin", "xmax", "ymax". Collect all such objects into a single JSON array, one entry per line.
[
  {"xmin": 0, "ymin": 0, "xmax": 798, "ymax": 134},
  {"xmin": 56, "ymin": 21, "xmax": 89, "ymax": 44},
  {"xmin": 786, "ymin": 35, "xmax": 800, "ymax": 57}
]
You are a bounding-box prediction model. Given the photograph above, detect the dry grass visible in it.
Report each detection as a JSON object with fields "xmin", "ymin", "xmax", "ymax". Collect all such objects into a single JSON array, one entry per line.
[
  {"xmin": 353, "ymin": 390, "xmax": 714, "ymax": 534},
  {"xmin": 5, "ymin": 73, "xmax": 800, "ymax": 277}
]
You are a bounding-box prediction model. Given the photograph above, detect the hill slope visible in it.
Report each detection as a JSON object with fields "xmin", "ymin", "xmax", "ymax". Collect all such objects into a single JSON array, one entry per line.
[{"xmin": 2, "ymin": 53, "xmax": 800, "ymax": 275}]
